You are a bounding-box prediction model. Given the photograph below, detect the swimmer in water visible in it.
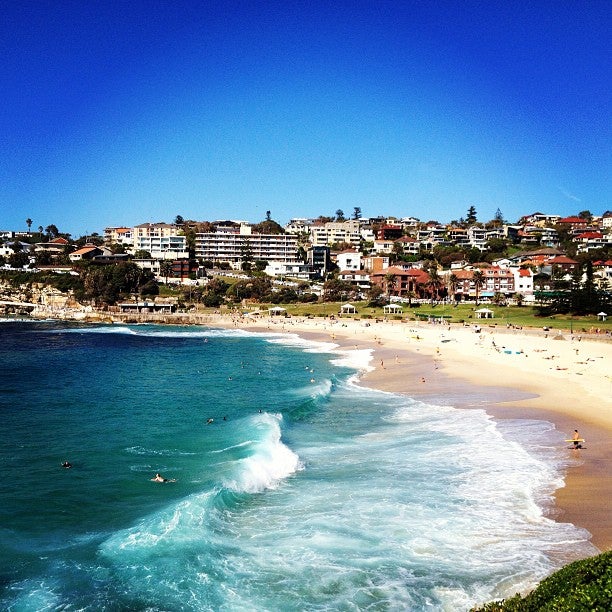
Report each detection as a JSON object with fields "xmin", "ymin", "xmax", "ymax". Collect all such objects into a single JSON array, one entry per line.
[{"xmin": 151, "ymin": 473, "xmax": 175, "ymax": 483}]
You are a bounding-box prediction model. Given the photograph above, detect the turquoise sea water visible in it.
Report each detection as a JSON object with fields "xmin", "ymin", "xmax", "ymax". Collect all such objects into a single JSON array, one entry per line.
[{"xmin": 0, "ymin": 321, "xmax": 597, "ymax": 611}]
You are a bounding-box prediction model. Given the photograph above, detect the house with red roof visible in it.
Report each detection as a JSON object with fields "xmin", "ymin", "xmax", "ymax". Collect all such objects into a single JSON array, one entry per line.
[
  {"xmin": 68, "ymin": 245, "xmax": 106, "ymax": 262},
  {"xmin": 370, "ymin": 266, "xmax": 430, "ymax": 299}
]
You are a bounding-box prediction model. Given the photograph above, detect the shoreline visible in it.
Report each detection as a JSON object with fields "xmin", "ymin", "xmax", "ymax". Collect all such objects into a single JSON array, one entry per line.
[{"xmin": 25, "ymin": 309, "xmax": 612, "ymax": 551}]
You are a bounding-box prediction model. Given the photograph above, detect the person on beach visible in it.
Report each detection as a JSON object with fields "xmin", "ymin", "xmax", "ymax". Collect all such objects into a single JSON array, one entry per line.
[{"xmin": 572, "ymin": 430, "xmax": 582, "ymax": 449}]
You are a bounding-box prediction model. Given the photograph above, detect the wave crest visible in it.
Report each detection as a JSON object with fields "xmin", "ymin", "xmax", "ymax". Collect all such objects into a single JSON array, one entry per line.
[{"xmin": 223, "ymin": 412, "xmax": 302, "ymax": 493}]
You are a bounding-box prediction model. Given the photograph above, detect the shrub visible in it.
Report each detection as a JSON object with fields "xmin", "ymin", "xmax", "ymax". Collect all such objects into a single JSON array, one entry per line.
[{"xmin": 470, "ymin": 550, "xmax": 612, "ymax": 611}]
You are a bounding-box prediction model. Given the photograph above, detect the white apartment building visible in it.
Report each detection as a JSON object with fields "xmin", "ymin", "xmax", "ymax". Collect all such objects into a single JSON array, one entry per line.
[
  {"xmin": 195, "ymin": 224, "xmax": 299, "ymax": 269},
  {"xmin": 371, "ymin": 239, "xmax": 395, "ymax": 255},
  {"xmin": 335, "ymin": 249, "xmax": 362, "ymax": 271},
  {"xmin": 513, "ymin": 268, "xmax": 534, "ymax": 296},
  {"xmin": 104, "ymin": 227, "xmax": 133, "ymax": 248},
  {"xmin": 310, "ymin": 220, "xmax": 361, "ymax": 247},
  {"xmin": 264, "ymin": 261, "xmax": 313, "ymax": 279},
  {"xmin": 132, "ymin": 223, "xmax": 187, "ymax": 259},
  {"xmin": 284, "ymin": 218, "xmax": 314, "ymax": 234}
]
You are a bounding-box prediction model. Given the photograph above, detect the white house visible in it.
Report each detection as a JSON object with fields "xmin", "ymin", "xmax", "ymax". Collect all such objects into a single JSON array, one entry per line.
[{"xmin": 335, "ymin": 249, "xmax": 362, "ymax": 271}]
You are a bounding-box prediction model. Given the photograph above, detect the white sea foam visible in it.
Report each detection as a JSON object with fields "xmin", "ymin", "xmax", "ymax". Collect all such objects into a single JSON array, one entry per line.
[
  {"xmin": 264, "ymin": 332, "xmax": 339, "ymax": 353},
  {"xmin": 330, "ymin": 348, "xmax": 374, "ymax": 372},
  {"xmin": 125, "ymin": 445, "xmax": 196, "ymax": 457},
  {"xmin": 209, "ymin": 440, "xmax": 254, "ymax": 454},
  {"xmin": 223, "ymin": 412, "xmax": 303, "ymax": 493}
]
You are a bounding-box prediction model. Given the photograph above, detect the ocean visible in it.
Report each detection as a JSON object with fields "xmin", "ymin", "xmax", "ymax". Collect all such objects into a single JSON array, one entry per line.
[{"xmin": 0, "ymin": 320, "xmax": 597, "ymax": 611}]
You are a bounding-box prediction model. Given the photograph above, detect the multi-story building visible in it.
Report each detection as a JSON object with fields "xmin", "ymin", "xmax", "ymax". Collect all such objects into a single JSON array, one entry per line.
[
  {"xmin": 468, "ymin": 226, "xmax": 488, "ymax": 250},
  {"xmin": 284, "ymin": 218, "xmax": 314, "ymax": 234},
  {"xmin": 335, "ymin": 249, "xmax": 362, "ymax": 271},
  {"xmin": 132, "ymin": 223, "xmax": 187, "ymax": 259},
  {"xmin": 104, "ymin": 227, "xmax": 133, "ymax": 248},
  {"xmin": 307, "ymin": 246, "xmax": 332, "ymax": 278},
  {"xmin": 370, "ymin": 266, "xmax": 430, "ymax": 299},
  {"xmin": 513, "ymin": 268, "xmax": 534, "ymax": 297},
  {"xmin": 195, "ymin": 224, "xmax": 299, "ymax": 269},
  {"xmin": 519, "ymin": 212, "xmax": 561, "ymax": 227},
  {"xmin": 310, "ymin": 220, "xmax": 361, "ymax": 247}
]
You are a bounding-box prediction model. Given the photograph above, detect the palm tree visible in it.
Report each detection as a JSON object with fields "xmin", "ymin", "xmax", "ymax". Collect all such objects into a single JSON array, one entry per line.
[
  {"xmin": 159, "ymin": 260, "xmax": 173, "ymax": 284},
  {"xmin": 426, "ymin": 265, "xmax": 443, "ymax": 304},
  {"xmin": 472, "ymin": 270, "xmax": 485, "ymax": 305},
  {"xmin": 384, "ymin": 273, "xmax": 397, "ymax": 297},
  {"xmin": 26, "ymin": 218, "xmax": 32, "ymax": 234},
  {"xmin": 448, "ymin": 273, "xmax": 459, "ymax": 303},
  {"xmin": 405, "ymin": 290, "xmax": 416, "ymax": 307}
]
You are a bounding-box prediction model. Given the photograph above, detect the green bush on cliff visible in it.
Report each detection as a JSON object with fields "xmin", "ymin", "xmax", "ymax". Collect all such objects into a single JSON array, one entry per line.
[{"xmin": 471, "ymin": 550, "xmax": 611, "ymax": 611}]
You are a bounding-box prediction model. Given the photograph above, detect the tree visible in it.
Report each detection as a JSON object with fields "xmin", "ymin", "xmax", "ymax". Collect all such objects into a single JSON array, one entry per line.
[
  {"xmin": 493, "ymin": 208, "xmax": 504, "ymax": 225},
  {"xmin": 45, "ymin": 225, "xmax": 59, "ymax": 240},
  {"xmin": 240, "ymin": 239, "xmax": 254, "ymax": 272},
  {"xmin": 77, "ymin": 262, "xmax": 155, "ymax": 305},
  {"xmin": 335, "ymin": 209, "xmax": 345, "ymax": 222},
  {"xmin": 353, "ymin": 206, "xmax": 362, "ymax": 220},
  {"xmin": 322, "ymin": 278, "xmax": 352, "ymax": 302},
  {"xmin": 182, "ymin": 226, "xmax": 196, "ymax": 259},
  {"xmin": 199, "ymin": 221, "xmax": 216, "ymax": 233},
  {"xmin": 472, "ymin": 270, "xmax": 485, "ymax": 305},
  {"xmin": 110, "ymin": 243, "xmax": 126, "ymax": 254},
  {"xmin": 466, "ymin": 206, "xmax": 477, "ymax": 225},
  {"xmin": 366, "ymin": 284, "xmax": 385, "ymax": 306},
  {"xmin": 425, "ymin": 264, "xmax": 443, "ymax": 303},
  {"xmin": 26, "ymin": 218, "xmax": 32, "ymax": 234},
  {"xmin": 448, "ymin": 273, "xmax": 459, "ymax": 303},
  {"xmin": 174, "ymin": 215, "xmax": 184, "ymax": 225},
  {"xmin": 9, "ymin": 252, "xmax": 29, "ymax": 269},
  {"xmin": 384, "ymin": 273, "xmax": 397, "ymax": 296},
  {"xmin": 492, "ymin": 292, "xmax": 506, "ymax": 306},
  {"xmin": 577, "ymin": 210, "xmax": 592, "ymax": 221},
  {"xmin": 159, "ymin": 260, "xmax": 173, "ymax": 284},
  {"xmin": 485, "ymin": 237, "xmax": 508, "ymax": 254},
  {"xmin": 391, "ymin": 241, "xmax": 404, "ymax": 263},
  {"xmin": 252, "ymin": 218, "xmax": 284, "ymax": 234},
  {"xmin": 133, "ymin": 250, "xmax": 152, "ymax": 259},
  {"xmin": 266, "ymin": 210, "xmax": 272, "ymax": 221}
]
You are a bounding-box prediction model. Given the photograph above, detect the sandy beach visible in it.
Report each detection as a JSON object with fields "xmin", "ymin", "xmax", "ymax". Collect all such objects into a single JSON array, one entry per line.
[{"xmin": 225, "ymin": 314, "xmax": 612, "ymax": 552}]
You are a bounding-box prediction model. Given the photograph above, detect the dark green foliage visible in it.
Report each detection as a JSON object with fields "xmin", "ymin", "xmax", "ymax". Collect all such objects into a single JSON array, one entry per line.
[
  {"xmin": 535, "ymin": 260, "xmax": 611, "ymax": 316},
  {"xmin": 78, "ymin": 262, "xmax": 156, "ymax": 304},
  {"xmin": 471, "ymin": 550, "xmax": 612, "ymax": 611},
  {"xmin": 270, "ymin": 287, "xmax": 298, "ymax": 304},
  {"xmin": 9, "ymin": 252, "xmax": 30, "ymax": 268},
  {"xmin": 139, "ymin": 280, "xmax": 159, "ymax": 296},
  {"xmin": 251, "ymin": 219, "xmax": 285, "ymax": 234},
  {"xmin": 322, "ymin": 278, "xmax": 353, "ymax": 302},
  {"xmin": 466, "ymin": 205, "xmax": 477, "ymax": 224}
]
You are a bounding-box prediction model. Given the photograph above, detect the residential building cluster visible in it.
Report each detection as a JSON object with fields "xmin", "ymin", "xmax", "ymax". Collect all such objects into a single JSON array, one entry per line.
[{"xmin": 1, "ymin": 209, "xmax": 611, "ymax": 303}]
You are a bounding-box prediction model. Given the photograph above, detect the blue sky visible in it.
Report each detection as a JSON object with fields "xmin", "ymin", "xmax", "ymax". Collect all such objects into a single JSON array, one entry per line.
[{"xmin": 1, "ymin": 1, "xmax": 609, "ymax": 237}]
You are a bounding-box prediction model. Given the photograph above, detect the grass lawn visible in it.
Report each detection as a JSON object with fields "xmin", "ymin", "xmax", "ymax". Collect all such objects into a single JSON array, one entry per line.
[{"xmin": 191, "ymin": 299, "xmax": 611, "ymax": 335}]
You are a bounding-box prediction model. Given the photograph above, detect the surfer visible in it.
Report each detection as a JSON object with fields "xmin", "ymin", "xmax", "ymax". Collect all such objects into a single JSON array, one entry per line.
[
  {"xmin": 572, "ymin": 430, "xmax": 582, "ymax": 449},
  {"xmin": 61, "ymin": 461, "xmax": 72, "ymax": 468},
  {"xmin": 151, "ymin": 473, "xmax": 175, "ymax": 483}
]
